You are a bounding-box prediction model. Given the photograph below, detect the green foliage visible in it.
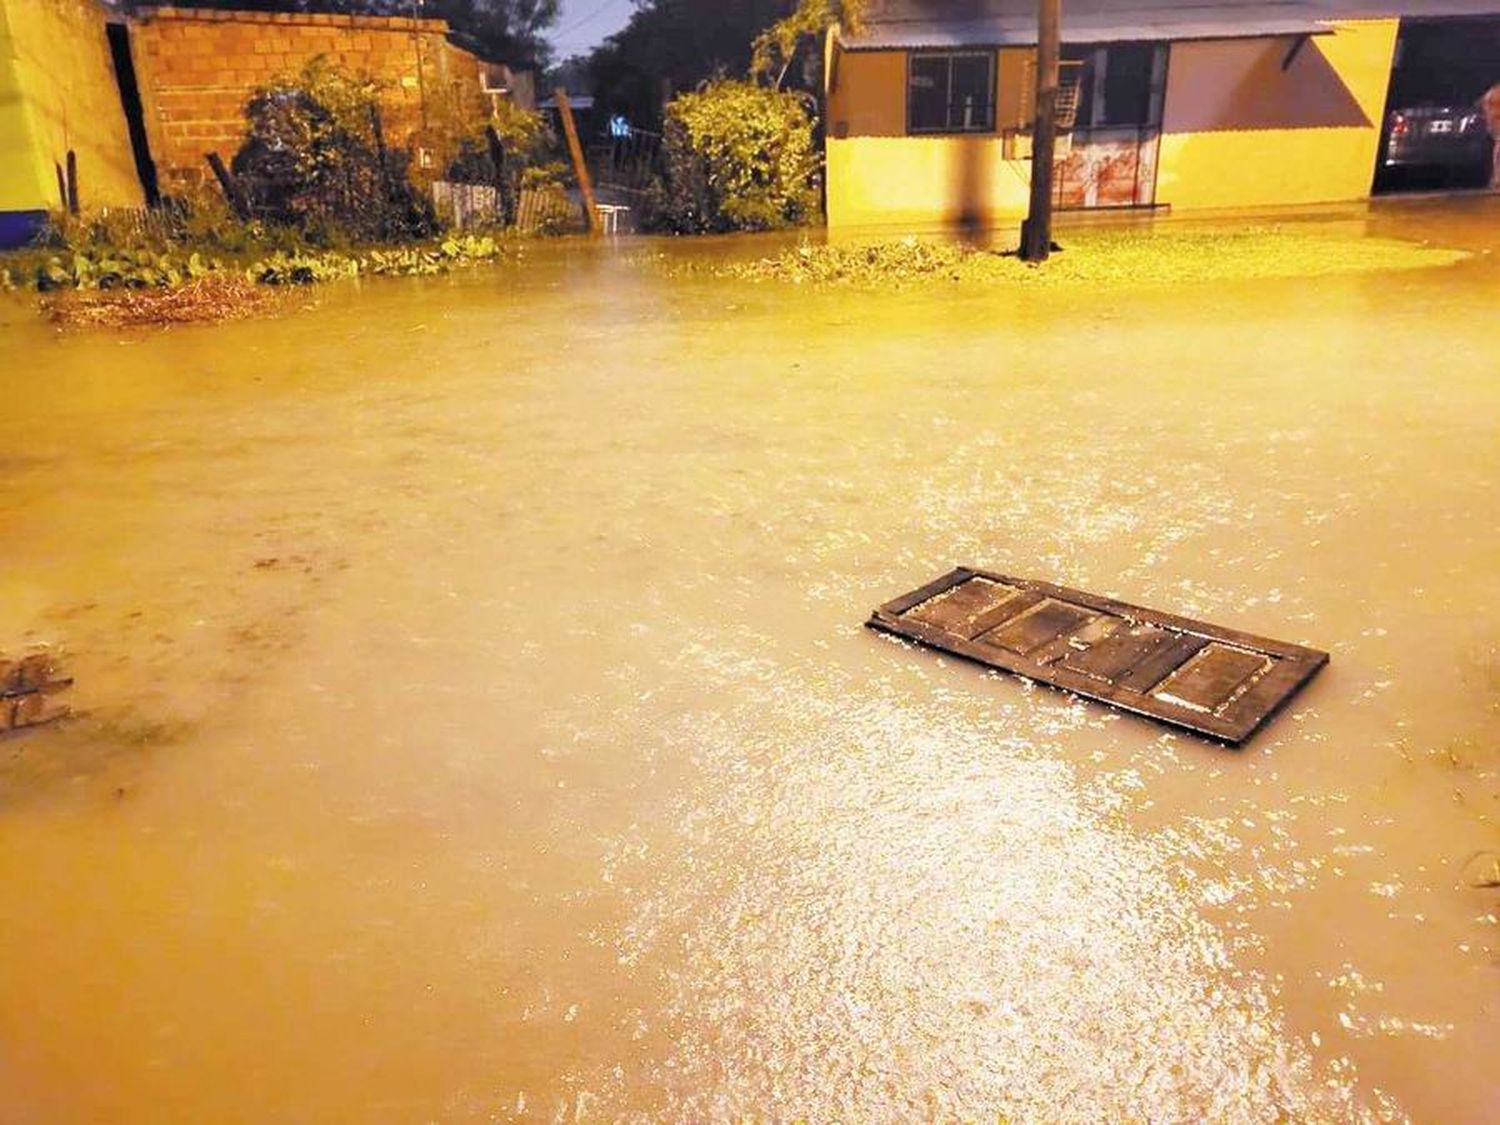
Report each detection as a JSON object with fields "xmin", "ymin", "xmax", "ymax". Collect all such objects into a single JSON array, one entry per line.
[
  {"xmin": 444, "ymin": 99, "xmax": 552, "ymax": 184},
  {"xmin": 584, "ymin": 0, "xmax": 789, "ymax": 126},
  {"xmin": 33, "ymin": 247, "xmax": 224, "ymax": 292},
  {"xmin": 423, "ymin": 0, "xmax": 562, "ymax": 69},
  {"xmin": 233, "ymin": 56, "xmax": 438, "ymax": 244},
  {"xmin": 751, "ymin": 0, "xmax": 866, "ymax": 87},
  {"xmin": 724, "ymin": 230, "xmax": 1471, "ymax": 288},
  {"xmin": 5, "ymin": 219, "xmax": 512, "ymax": 296},
  {"xmin": 363, "ymin": 234, "xmax": 505, "ymax": 276},
  {"xmin": 647, "ymin": 80, "xmax": 820, "ymax": 234},
  {"xmin": 247, "ymin": 250, "xmax": 361, "ymax": 286},
  {"xmin": 250, "ymin": 234, "xmax": 506, "ymax": 285}
]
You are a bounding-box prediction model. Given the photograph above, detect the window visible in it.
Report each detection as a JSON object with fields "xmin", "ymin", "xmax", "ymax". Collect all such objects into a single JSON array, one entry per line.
[
  {"xmin": 1062, "ymin": 43, "xmax": 1166, "ymax": 129},
  {"xmin": 908, "ymin": 52, "xmax": 996, "ymax": 133}
]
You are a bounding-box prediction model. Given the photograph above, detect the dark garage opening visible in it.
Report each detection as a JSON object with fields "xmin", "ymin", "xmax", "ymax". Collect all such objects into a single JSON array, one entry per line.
[
  {"xmin": 106, "ymin": 20, "xmax": 160, "ymax": 208},
  {"xmin": 1373, "ymin": 16, "xmax": 1500, "ymax": 193}
]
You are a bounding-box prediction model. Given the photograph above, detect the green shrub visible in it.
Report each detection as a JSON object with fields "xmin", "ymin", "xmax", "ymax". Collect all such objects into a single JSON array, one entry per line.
[
  {"xmin": 646, "ymin": 81, "xmax": 820, "ymax": 234},
  {"xmin": 232, "ymin": 56, "xmax": 437, "ymax": 244}
]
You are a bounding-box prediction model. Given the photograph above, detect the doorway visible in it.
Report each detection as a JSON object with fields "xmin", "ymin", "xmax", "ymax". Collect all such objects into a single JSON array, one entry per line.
[
  {"xmin": 1055, "ymin": 42, "xmax": 1168, "ymax": 209},
  {"xmin": 1373, "ymin": 17, "xmax": 1500, "ymax": 193},
  {"xmin": 106, "ymin": 20, "xmax": 160, "ymax": 206}
]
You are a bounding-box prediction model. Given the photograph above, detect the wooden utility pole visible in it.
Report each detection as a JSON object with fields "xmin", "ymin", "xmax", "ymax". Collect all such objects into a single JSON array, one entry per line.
[
  {"xmin": 1020, "ymin": 0, "xmax": 1061, "ymax": 262},
  {"xmin": 554, "ymin": 88, "xmax": 601, "ymax": 236}
]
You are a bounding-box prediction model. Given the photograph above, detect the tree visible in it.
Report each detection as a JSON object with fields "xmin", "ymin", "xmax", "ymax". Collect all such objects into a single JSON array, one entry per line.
[
  {"xmin": 750, "ymin": 0, "xmax": 866, "ymax": 89},
  {"xmin": 585, "ymin": 0, "xmax": 792, "ymax": 126},
  {"xmin": 426, "ymin": 0, "xmax": 561, "ymax": 68}
]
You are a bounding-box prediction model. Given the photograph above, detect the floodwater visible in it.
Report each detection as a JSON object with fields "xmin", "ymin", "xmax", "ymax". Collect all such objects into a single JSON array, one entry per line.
[{"xmin": 1, "ymin": 198, "xmax": 1497, "ymax": 1122}]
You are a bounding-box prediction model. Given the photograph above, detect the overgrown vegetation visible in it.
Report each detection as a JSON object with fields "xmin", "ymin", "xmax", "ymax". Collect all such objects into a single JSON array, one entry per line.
[
  {"xmin": 646, "ymin": 81, "xmax": 820, "ymax": 233},
  {"xmin": 233, "ymin": 58, "xmax": 439, "ymax": 243},
  {"xmin": 750, "ymin": 0, "xmax": 866, "ymax": 87},
  {"xmin": 720, "ymin": 229, "xmax": 1472, "ymax": 288},
  {"xmin": 2, "ymin": 214, "xmax": 517, "ymax": 326},
  {"xmin": 0, "ymin": 54, "xmax": 563, "ymax": 325}
]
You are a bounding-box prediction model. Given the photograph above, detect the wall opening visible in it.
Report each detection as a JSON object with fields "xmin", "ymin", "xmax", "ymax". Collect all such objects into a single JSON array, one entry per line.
[
  {"xmin": 106, "ymin": 21, "xmax": 160, "ymax": 207},
  {"xmin": 1373, "ymin": 16, "xmax": 1500, "ymax": 194}
]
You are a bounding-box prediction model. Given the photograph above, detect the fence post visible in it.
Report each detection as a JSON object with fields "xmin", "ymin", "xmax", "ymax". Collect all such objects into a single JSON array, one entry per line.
[
  {"xmin": 486, "ymin": 125, "xmax": 516, "ymax": 227},
  {"xmin": 205, "ymin": 152, "xmax": 250, "ymax": 219},
  {"xmin": 65, "ymin": 150, "xmax": 80, "ymax": 215}
]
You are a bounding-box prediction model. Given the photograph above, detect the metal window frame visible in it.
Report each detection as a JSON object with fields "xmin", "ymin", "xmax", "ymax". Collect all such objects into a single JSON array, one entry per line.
[{"xmin": 906, "ymin": 49, "xmax": 997, "ymax": 135}]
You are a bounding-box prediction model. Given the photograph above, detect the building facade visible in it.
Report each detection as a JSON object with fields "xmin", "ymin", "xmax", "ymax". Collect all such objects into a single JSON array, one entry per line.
[{"xmin": 825, "ymin": 0, "xmax": 1500, "ymax": 230}]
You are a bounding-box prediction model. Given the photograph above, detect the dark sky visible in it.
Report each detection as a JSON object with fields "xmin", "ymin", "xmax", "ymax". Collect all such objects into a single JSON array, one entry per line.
[{"xmin": 551, "ymin": 0, "xmax": 634, "ymax": 58}]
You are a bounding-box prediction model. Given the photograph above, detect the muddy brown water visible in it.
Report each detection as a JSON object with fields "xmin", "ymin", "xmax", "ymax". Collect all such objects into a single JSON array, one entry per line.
[{"xmin": 1, "ymin": 199, "xmax": 1497, "ymax": 1122}]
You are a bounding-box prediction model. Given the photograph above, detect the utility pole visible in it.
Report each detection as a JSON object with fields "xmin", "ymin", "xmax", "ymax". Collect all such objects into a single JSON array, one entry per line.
[
  {"xmin": 1020, "ymin": 0, "xmax": 1061, "ymax": 262},
  {"xmin": 555, "ymin": 88, "xmax": 601, "ymax": 236}
]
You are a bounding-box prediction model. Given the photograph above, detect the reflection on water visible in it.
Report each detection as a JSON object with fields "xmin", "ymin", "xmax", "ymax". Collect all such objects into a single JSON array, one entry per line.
[{"xmin": 1, "ymin": 199, "xmax": 1497, "ymax": 1121}]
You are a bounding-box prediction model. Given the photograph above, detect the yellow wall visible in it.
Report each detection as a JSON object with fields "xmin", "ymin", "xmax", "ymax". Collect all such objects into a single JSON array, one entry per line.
[
  {"xmin": 1156, "ymin": 20, "xmax": 1398, "ymax": 210},
  {"xmin": 826, "ymin": 45, "xmax": 1036, "ymax": 230},
  {"xmin": 0, "ymin": 0, "xmax": 142, "ymax": 216},
  {"xmin": 825, "ymin": 20, "xmax": 1399, "ymax": 230}
]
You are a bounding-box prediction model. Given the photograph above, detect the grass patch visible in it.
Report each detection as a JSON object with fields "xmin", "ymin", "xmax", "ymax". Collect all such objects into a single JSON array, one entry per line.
[{"xmin": 725, "ymin": 227, "xmax": 1471, "ymax": 288}]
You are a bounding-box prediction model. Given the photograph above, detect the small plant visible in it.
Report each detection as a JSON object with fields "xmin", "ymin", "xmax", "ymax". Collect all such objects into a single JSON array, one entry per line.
[
  {"xmin": 33, "ymin": 247, "xmax": 225, "ymax": 292},
  {"xmin": 247, "ymin": 249, "xmax": 360, "ymax": 286}
]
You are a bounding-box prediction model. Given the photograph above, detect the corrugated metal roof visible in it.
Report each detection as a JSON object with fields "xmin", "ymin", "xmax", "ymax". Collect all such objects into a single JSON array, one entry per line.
[{"xmin": 842, "ymin": 0, "xmax": 1500, "ymax": 50}]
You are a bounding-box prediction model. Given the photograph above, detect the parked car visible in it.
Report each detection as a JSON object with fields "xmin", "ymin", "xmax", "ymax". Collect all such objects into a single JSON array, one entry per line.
[{"xmin": 1381, "ymin": 105, "xmax": 1491, "ymax": 186}]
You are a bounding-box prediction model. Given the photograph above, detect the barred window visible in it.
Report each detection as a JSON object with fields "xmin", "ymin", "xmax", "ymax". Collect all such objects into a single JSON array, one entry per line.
[{"xmin": 908, "ymin": 52, "xmax": 996, "ymax": 134}]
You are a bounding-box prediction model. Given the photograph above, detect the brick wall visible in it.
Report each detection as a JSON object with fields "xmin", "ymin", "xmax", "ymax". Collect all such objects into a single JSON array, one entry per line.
[{"xmin": 128, "ymin": 5, "xmax": 486, "ymax": 192}]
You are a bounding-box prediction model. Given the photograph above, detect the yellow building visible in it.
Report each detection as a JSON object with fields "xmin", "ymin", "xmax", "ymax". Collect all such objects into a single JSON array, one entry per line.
[
  {"xmin": 0, "ymin": 0, "xmax": 144, "ymax": 247},
  {"xmin": 825, "ymin": 0, "xmax": 1495, "ymax": 232}
]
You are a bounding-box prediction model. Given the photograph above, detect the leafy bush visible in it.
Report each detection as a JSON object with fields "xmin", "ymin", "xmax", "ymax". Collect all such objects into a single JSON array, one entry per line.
[
  {"xmin": 446, "ymin": 98, "xmax": 553, "ymax": 183},
  {"xmin": 443, "ymin": 100, "xmax": 557, "ymax": 228},
  {"xmin": 646, "ymin": 81, "xmax": 820, "ymax": 234},
  {"xmin": 232, "ymin": 57, "xmax": 438, "ymax": 244}
]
